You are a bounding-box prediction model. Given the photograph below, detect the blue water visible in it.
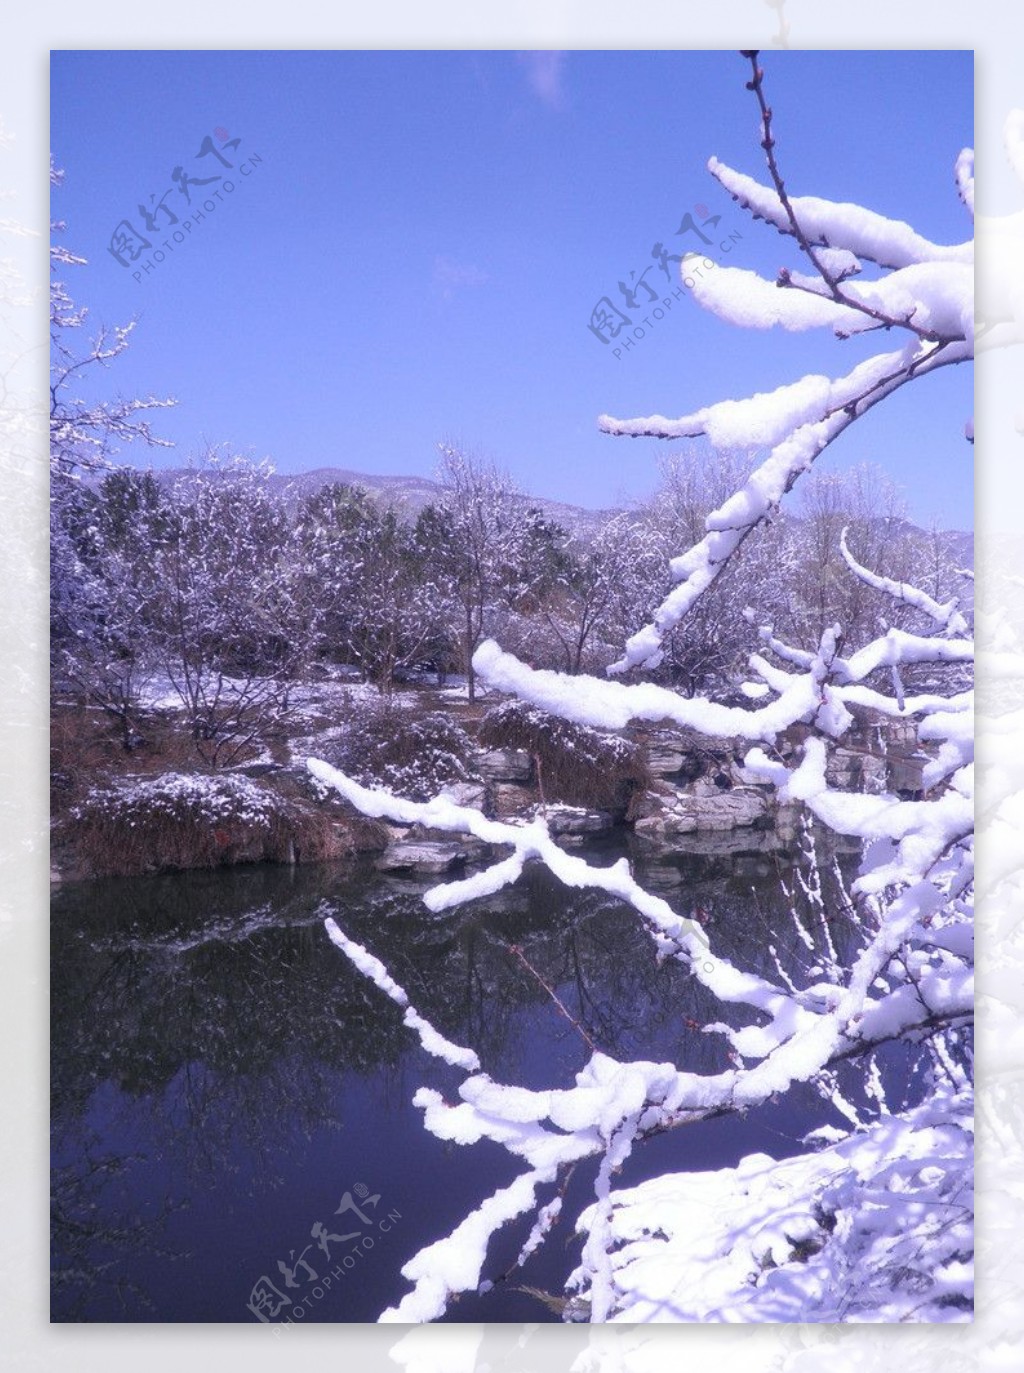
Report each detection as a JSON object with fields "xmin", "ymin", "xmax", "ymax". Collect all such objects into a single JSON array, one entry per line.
[{"xmin": 51, "ymin": 840, "xmax": 915, "ymax": 1323}]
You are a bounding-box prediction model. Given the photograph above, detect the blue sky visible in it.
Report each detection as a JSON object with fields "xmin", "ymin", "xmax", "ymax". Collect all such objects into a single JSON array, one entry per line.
[{"xmin": 50, "ymin": 49, "xmax": 973, "ymax": 526}]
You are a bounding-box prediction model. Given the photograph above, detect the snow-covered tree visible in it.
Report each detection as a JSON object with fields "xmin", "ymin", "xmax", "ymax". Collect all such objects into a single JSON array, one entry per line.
[
  {"xmin": 50, "ymin": 166, "xmax": 174, "ymax": 726},
  {"xmin": 641, "ymin": 450, "xmax": 797, "ymax": 695},
  {"xmin": 148, "ymin": 452, "xmax": 312, "ymax": 766},
  {"xmin": 428, "ymin": 446, "xmax": 565, "ymax": 700},
  {"xmin": 307, "ymin": 53, "xmax": 974, "ymax": 1323},
  {"xmin": 295, "ymin": 482, "xmax": 436, "ymax": 692},
  {"xmin": 50, "ymin": 163, "xmax": 174, "ymax": 479},
  {"xmin": 537, "ymin": 513, "xmax": 667, "ymax": 676},
  {"xmin": 52, "ymin": 471, "xmax": 167, "ymax": 749}
]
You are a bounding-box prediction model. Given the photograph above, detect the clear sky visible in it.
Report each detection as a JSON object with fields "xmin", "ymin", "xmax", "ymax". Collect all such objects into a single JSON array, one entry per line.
[{"xmin": 50, "ymin": 49, "xmax": 973, "ymax": 527}]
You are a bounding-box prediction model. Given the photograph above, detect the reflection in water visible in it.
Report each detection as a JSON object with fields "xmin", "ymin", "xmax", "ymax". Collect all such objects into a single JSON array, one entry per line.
[{"xmin": 51, "ymin": 837, "xmax": 918, "ymax": 1322}]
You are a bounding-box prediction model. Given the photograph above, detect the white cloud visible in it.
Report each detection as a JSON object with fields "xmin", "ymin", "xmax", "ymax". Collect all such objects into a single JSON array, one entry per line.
[{"xmin": 517, "ymin": 51, "xmax": 566, "ymax": 111}]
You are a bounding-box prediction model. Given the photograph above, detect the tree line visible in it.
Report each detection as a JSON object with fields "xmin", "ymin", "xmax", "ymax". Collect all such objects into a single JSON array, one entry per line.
[{"xmin": 51, "ymin": 441, "xmax": 969, "ymax": 766}]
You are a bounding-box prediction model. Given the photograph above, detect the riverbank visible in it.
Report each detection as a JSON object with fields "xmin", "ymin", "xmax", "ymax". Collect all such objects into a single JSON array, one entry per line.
[{"xmin": 51, "ymin": 674, "xmax": 923, "ymax": 882}]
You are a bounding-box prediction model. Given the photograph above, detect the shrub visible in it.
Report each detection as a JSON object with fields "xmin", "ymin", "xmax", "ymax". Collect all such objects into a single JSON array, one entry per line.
[
  {"xmin": 66, "ymin": 771, "xmax": 347, "ymax": 876},
  {"xmin": 323, "ymin": 695, "xmax": 480, "ymax": 802},
  {"xmin": 477, "ymin": 699, "xmax": 650, "ymax": 814}
]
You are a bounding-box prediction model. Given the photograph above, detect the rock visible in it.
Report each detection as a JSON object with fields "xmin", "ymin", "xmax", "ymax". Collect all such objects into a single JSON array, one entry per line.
[
  {"xmin": 734, "ymin": 763, "xmax": 777, "ymax": 790},
  {"xmin": 888, "ymin": 752, "xmax": 929, "ymax": 795},
  {"xmin": 545, "ymin": 806, "xmax": 617, "ymax": 837},
  {"xmin": 240, "ymin": 761, "xmax": 284, "ymax": 778},
  {"xmin": 826, "ymin": 749, "xmax": 887, "ymax": 792},
  {"xmin": 731, "ymin": 854, "xmax": 773, "ymax": 878},
  {"xmin": 691, "ymin": 789, "xmax": 769, "ymax": 831},
  {"xmin": 478, "ymin": 748, "xmax": 533, "ymax": 783},
  {"xmin": 646, "ymin": 743, "xmax": 689, "ymax": 777},
  {"xmin": 376, "ymin": 842, "xmax": 469, "ymax": 874},
  {"xmin": 642, "ymin": 863, "xmax": 686, "ymax": 890},
  {"xmin": 670, "ymin": 828, "xmax": 788, "ymax": 858},
  {"xmin": 861, "ymin": 754, "xmax": 887, "ymax": 791},
  {"xmin": 634, "ymin": 806, "xmax": 697, "ymax": 840},
  {"xmin": 634, "ymin": 784, "xmax": 769, "ymax": 839},
  {"xmin": 490, "ymin": 782, "xmax": 536, "ymax": 818},
  {"xmin": 439, "ymin": 781, "xmax": 487, "ymax": 810},
  {"xmin": 775, "ymin": 800, "xmax": 803, "ymax": 840}
]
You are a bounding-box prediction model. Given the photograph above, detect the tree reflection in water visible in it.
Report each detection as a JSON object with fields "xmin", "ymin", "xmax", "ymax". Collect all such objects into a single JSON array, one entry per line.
[{"xmin": 52, "ymin": 837, "xmax": 918, "ymax": 1322}]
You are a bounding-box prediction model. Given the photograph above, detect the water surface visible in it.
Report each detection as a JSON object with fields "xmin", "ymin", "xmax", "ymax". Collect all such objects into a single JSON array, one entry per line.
[{"xmin": 51, "ymin": 837, "xmax": 914, "ymax": 1323}]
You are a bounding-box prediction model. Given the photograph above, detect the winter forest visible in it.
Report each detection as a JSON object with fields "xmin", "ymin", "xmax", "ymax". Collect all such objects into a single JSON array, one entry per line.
[{"xmin": 51, "ymin": 51, "xmax": 977, "ymax": 1326}]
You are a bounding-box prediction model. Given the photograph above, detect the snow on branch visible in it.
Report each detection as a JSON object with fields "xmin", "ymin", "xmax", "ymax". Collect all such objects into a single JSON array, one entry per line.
[
  {"xmin": 745, "ymin": 736, "xmax": 973, "ymax": 894},
  {"xmin": 310, "ymin": 53, "xmax": 973, "ymax": 1324},
  {"xmin": 311, "ymin": 750, "xmax": 969, "ymax": 1037},
  {"xmin": 568, "ymin": 1084, "xmax": 973, "ymax": 1322},
  {"xmin": 474, "ymin": 627, "xmax": 970, "ymax": 743},
  {"xmin": 323, "ymin": 918, "xmax": 480, "ymax": 1072},
  {"xmin": 600, "ymin": 347, "xmax": 915, "ymax": 448},
  {"xmin": 380, "ymin": 1169, "xmax": 555, "ymax": 1323},
  {"xmin": 595, "ymin": 57, "xmax": 973, "ymax": 674},
  {"xmin": 313, "ymin": 664, "xmax": 971, "ymax": 1320},
  {"xmin": 840, "ymin": 527, "xmax": 970, "ymax": 636},
  {"xmin": 319, "ymin": 836, "xmax": 969, "ymax": 1320},
  {"xmin": 602, "ymin": 340, "xmax": 970, "ymax": 674},
  {"xmin": 308, "ymin": 756, "xmax": 711, "ymax": 960},
  {"xmin": 471, "ymin": 638, "xmax": 822, "ymax": 739},
  {"xmin": 708, "ymin": 157, "xmax": 973, "ymax": 271}
]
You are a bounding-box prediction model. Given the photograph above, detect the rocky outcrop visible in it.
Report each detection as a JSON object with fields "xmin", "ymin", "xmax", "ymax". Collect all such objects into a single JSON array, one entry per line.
[
  {"xmin": 633, "ymin": 781, "xmax": 771, "ymax": 841},
  {"xmin": 438, "ymin": 781, "xmax": 488, "ymax": 810},
  {"xmin": 545, "ymin": 806, "xmax": 618, "ymax": 838},
  {"xmin": 52, "ymin": 765, "xmax": 390, "ymax": 882},
  {"xmin": 825, "ymin": 748, "xmax": 887, "ymax": 793},
  {"xmin": 376, "ymin": 841, "xmax": 470, "ymax": 875},
  {"xmin": 478, "ymin": 749, "xmax": 533, "ymax": 783}
]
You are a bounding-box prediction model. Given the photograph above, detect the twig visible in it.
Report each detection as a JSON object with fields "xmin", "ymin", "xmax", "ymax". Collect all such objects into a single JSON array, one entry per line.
[
  {"xmin": 505, "ymin": 942, "xmax": 598, "ymax": 1053},
  {"xmin": 740, "ymin": 52, "xmax": 941, "ymax": 342}
]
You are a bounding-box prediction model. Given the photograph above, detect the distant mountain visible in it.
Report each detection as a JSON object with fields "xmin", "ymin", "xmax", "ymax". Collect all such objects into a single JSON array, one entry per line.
[
  {"xmin": 144, "ymin": 464, "xmax": 618, "ymax": 536},
  {"xmin": 267, "ymin": 466, "xmax": 443, "ymax": 516},
  {"xmin": 270, "ymin": 466, "xmax": 624, "ymax": 535},
  {"xmin": 118, "ymin": 464, "xmax": 975, "ymax": 561}
]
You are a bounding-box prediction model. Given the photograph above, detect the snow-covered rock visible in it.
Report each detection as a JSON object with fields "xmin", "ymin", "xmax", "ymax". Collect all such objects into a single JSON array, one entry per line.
[
  {"xmin": 645, "ymin": 741, "xmax": 689, "ymax": 777},
  {"xmin": 544, "ymin": 806, "xmax": 618, "ymax": 838},
  {"xmin": 488, "ymin": 783, "xmax": 535, "ymax": 819}
]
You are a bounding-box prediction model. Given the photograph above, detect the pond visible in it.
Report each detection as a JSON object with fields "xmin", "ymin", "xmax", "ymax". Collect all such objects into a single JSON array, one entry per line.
[{"xmin": 51, "ymin": 834, "xmax": 920, "ymax": 1324}]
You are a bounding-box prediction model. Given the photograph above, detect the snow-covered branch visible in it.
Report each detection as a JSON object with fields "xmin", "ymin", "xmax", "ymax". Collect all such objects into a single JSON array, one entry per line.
[
  {"xmin": 308, "ymin": 52, "xmax": 973, "ymax": 1325},
  {"xmin": 840, "ymin": 527, "xmax": 970, "ymax": 637},
  {"xmin": 603, "ymin": 341, "xmax": 969, "ymax": 674},
  {"xmin": 473, "ymin": 626, "xmax": 971, "ymax": 740},
  {"xmin": 313, "ymin": 705, "xmax": 972, "ymax": 1321}
]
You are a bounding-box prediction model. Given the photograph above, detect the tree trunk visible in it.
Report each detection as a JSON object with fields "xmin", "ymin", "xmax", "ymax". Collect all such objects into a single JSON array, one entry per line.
[{"xmin": 465, "ymin": 606, "xmax": 476, "ymax": 702}]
